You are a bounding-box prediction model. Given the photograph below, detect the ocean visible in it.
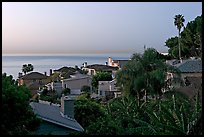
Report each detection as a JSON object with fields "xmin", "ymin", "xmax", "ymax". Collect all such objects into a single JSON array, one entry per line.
[{"xmin": 2, "ymin": 53, "xmax": 132, "ymax": 80}]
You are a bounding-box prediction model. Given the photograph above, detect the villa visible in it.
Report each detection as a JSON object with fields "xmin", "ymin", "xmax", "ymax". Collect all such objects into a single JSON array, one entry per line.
[
  {"xmin": 108, "ymin": 57, "xmax": 129, "ymax": 69},
  {"xmin": 82, "ymin": 64, "xmax": 118, "ymax": 78},
  {"xmin": 98, "ymin": 79, "xmax": 121, "ymax": 98},
  {"xmin": 18, "ymin": 72, "xmax": 49, "ymax": 96}
]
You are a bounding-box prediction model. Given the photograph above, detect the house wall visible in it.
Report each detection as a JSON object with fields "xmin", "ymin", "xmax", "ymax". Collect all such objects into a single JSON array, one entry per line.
[
  {"xmin": 180, "ymin": 73, "xmax": 202, "ymax": 79},
  {"xmin": 98, "ymin": 80, "xmax": 117, "ymax": 97},
  {"xmin": 62, "ymin": 77, "xmax": 91, "ymax": 93},
  {"xmin": 20, "ymin": 78, "xmax": 48, "ymax": 86},
  {"xmin": 51, "ymin": 82, "xmax": 63, "ymax": 96},
  {"xmin": 108, "ymin": 57, "xmax": 119, "ymax": 67},
  {"xmin": 82, "ymin": 68, "xmax": 96, "ymax": 75}
]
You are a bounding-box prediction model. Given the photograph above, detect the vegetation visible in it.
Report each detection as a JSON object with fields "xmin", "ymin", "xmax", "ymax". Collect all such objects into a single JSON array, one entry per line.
[
  {"xmin": 39, "ymin": 89, "xmax": 59, "ymax": 103},
  {"xmin": 74, "ymin": 47, "xmax": 201, "ymax": 135},
  {"xmin": 116, "ymin": 48, "xmax": 180, "ymax": 105},
  {"xmin": 61, "ymin": 88, "xmax": 71, "ymax": 95},
  {"xmin": 81, "ymin": 85, "xmax": 91, "ymax": 93},
  {"xmin": 74, "ymin": 93, "xmax": 106, "ymax": 128},
  {"xmin": 165, "ymin": 14, "xmax": 202, "ymax": 59},
  {"xmin": 2, "ymin": 73, "xmax": 40, "ymax": 135},
  {"xmin": 75, "ymin": 90, "xmax": 202, "ymax": 135},
  {"xmin": 22, "ymin": 64, "xmax": 34, "ymax": 75}
]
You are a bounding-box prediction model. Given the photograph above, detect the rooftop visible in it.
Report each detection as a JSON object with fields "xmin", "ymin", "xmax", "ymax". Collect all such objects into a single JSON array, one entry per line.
[
  {"xmin": 166, "ymin": 59, "xmax": 202, "ymax": 73},
  {"xmin": 30, "ymin": 102, "xmax": 84, "ymax": 132},
  {"xmin": 175, "ymin": 59, "xmax": 202, "ymax": 73},
  {"xmin": 85, "ymin": 64, "xmax": 118, "ymax": 71},
  {"xmin": 20, "ymin": 72, "xmax": 48, "ymax": 80}
]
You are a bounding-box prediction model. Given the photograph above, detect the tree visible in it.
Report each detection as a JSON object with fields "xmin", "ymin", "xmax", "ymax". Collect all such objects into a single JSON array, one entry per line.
[
  {"xmin": 74, "ymin": 94, "xmax": 106, "ymax": 128},
  {"xmin": 116, "ymin": 48, "xmax": 180, "ymax": 105},
  {"xmin": 165, "ymin": 15, "xmax": 202, "ymax": 59},
  {"xmin": 61, "ymin": 88, "xmax": 71, "ymax": 95},
  {"xmin": 81, "ymin": 85, "xmax": 91, "ymax": 93},
  {"xmin": 91, "ymin": 72, "xmax": 113, "ymax": 90},
  {"xmin": 2, "ymin": 73, "xmax": 40, "ymax": 135},
  {"xmin": 22, "ymin": 64, "xmax": 34, "ymax": 75},
  {"xmin": 174, "ymin": 14, "xmax": 185, "ymax": 61}
]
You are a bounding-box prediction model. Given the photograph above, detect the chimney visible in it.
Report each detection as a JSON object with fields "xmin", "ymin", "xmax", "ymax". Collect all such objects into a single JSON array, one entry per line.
[
  {"xmin": 50, "ymin": 69, "xmax": 52, "ymax": 76},
  {"xmin": 44, "ymin": 72, "xmax": 47, "ymax": 76},
  {"xmin": 61, "ymin": 95, "xmax": 75, "ymax": 119},
  {"xmin": 83, "ymin": 62, "xmax": 87, "ymax": 68},
  {"xmin": 108, "ymin": 57, "xmax": 112, "ymax": 66}
]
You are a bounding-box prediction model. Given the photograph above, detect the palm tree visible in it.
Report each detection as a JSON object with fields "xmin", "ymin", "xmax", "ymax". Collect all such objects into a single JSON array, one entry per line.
[
  {"xmin": 27, "ymin": 64, "xmax": 34, "ymax": 72},
  {"xmin": 22, "ymin": 64, "xmax": 34, "ymax": 75},
  {"xmin": 22, "ymin": 64, "xmax": 27, "ymax": 75},
  {"xmin": 174, "ymin": 14, "xmax": 185, "ymax": 61}
]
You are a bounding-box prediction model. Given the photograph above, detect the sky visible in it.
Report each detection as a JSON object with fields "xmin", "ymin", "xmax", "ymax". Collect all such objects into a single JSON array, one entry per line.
[{"xmin": 2, "ymin": 2, "xmax": 202, "ymax": 55}]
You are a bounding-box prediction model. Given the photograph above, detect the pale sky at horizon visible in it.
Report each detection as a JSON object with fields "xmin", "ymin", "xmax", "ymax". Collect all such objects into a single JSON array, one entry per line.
[{"xmin": 2, "ymin": 2, "xmax": 202, "ymax": 55}]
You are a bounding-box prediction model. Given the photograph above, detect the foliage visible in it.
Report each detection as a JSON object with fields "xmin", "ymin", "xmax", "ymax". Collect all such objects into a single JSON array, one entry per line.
[
  {"xmin": 61, "ymin": 88, "xmax": 71, "ymax": 95},
  {"xmin": 116, "ymin": 48, "xmax": 180, "ymax": 103},
  {"xmin": 86, "ymin": 115, "xmax": 120, "ymax": 135},
  {"xmin": 40, "ymin": 89, "xmax": 59, "ymax": 103},
  {"xmin": 74, "ymin": 93, "xmax": 106, "ymax": 128},
  {"xmin": 91, "ymin": 71, "xmax": 113, "ymax": 89},
  {"xmin": 74, "ymin": 49, "xmax": 201, "ymax": 135},
  {"xmin": 22, "ymin": 64, "xmax": 34, "ymax": 75},
  {"xmin": 83, "ymin": 90, "xmax": 202, "ymax": 135},
  {"xmin": 81, "ymin": 85, "xmax": 91, "ymax": 93},
  {"xmin": 41, "ymin": 88, "xmax": 48, "ymax": 96},
  {"xmin": 2, "ymin": 73, "xmax": 40, "ymax": 135},
  {"xmin": 165, "ymin": 15, "xmax": 202, "ymax": 59}
]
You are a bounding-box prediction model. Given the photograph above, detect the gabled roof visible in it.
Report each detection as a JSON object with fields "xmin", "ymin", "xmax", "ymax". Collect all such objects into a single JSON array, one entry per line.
[
  {"xmin": 30, "ymin": 102, "xmax": 84, "ymax": 132},
  {"xmin": 54, "ymin": 66, "xmax": 75, "ymax": 73},
  {"xmin": 21, "ymin": 72, "xmax": 48, "ymax": 80},
  {"xmin": 85, "ymin": 64, "xmax": 118, "ymax": 71},
  {"xmin": 175, "ymin": 59, "xmax": 202, "ymax": 73}
]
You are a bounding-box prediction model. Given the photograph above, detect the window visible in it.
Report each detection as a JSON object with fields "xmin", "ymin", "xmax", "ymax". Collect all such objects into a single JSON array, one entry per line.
[
  {"xmin": 64, "ymin": 84, "xmax": 67, "ymax": 88},
  {"xmin": 90, "ymin": 70, "xmax": 94, "ymax": 75}
]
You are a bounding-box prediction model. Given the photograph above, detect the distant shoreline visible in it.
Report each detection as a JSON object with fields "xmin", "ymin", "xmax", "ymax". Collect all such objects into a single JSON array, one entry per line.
[{"xmin": 2, "ymin": 53, "xmax": 133, "ymax": 58}]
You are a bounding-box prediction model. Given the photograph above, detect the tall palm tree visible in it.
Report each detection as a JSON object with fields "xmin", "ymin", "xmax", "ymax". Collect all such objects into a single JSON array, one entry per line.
[
  {"xmin": 27, "ymin": 64, "xmax": 34, "ymax": 72},
  {"xmin": 22, "ymin": 64, "xmax": 27, "ymax": 75},
  {"xmin": 174, "ymin": 14, "xmax": 185, "ymax": 61}
]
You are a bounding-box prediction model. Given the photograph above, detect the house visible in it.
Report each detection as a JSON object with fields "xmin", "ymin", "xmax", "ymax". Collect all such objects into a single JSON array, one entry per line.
[
  {"xmin": 82, "ymin": 64, "xmax": 118, "ymax": 77},
  {"xmin": 61, "ymin": 74, "xmax": 92, "ymax": 95},
  {"xmin": 166, "ymin": 58, "xmax": 202, "ymax": 81},
  {"xmin": 30, "ymin": 95, "xmax": 84, "ymax": 135},
  {"xmin": 165, "ymin": 58, "xmax": 202, "ymax": 95},
  {"xmin": 53, "ymin": 66, "xmax": 76, "ymax": 79},
  {"xmin": 45, "ymin": 81, "xmax": 63, "ymax": 97},
  {"xmin": 108, "ymin": 57, "xmax": 129, "ymax": 69},
  {"xmin": 98, "ymin": 79, "xmax": 120, "ymax": 98},
  {"xmin": 18, "ymin": 72, "xmax": 49, "ymax": 96}
]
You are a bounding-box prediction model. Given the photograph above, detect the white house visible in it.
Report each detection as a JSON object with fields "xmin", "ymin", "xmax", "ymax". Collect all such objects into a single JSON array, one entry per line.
[
  {"xmin": 82, "ymin": 64, "xmax": 118, "ymax": 78},
  {"xmin": 61, "ymin": 75, "xmax": 92, "ymax": 95},
  {"xmin": 108, "ymin": 57, "xmax": 129, "ymax": 69},
  {"xmin": 98, "ymin": 79, "xmax": 120, "ymax": 98},
  {"xmin": 45, "ymin": 82, "xmax": 63, "ymax": 96}
]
